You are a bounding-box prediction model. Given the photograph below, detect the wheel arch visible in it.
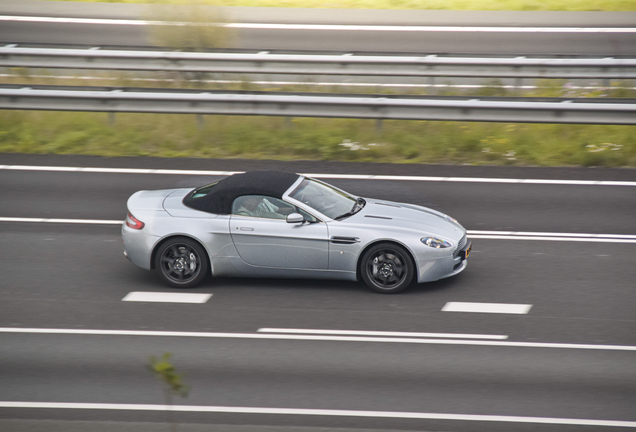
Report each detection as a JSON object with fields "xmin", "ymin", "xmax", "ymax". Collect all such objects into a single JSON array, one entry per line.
[
  {"xmin": 355, "ymin": 239, "xmax": 417, "ymax": 283},
  {"xmin": 150, "ymin": 234, "xmax": 212, "ymax": 275}
]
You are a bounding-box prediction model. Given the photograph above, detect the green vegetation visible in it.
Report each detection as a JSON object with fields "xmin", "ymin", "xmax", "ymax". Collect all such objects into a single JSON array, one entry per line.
[
  {"xmin": 1, "ymin": 109, "xmax": 634, "ymax": 167},
  {"xmin": 146, "ymin": 1, "xmax": 234, "ymax": 50},
  {"xmin": 4, "ymin": 68, "xmax": 635, "ymax": 99},
  {"xmin": 2, "ymin": 70, "xmax": 634, "ymax": 167},
  {"xmin": 147, "ymin": 353, "xmax": 188, "ymax": 432},
  {"xmin": 47, "ymin": 0, "xmax": 636, "ymax": 12}
]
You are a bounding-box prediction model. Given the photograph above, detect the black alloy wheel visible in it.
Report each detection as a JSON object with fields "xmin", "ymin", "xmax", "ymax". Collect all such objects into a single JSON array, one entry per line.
[
  {"xmin": 155, "ymin": 237, "xmax": 208, "ymax": 288},
  {"xmin": 360, "ymin": 243, "xmax": 414, "ymax": 294}
]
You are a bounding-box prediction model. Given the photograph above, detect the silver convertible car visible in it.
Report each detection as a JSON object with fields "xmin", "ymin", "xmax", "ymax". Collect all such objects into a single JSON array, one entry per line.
[{"xmin": 122, "ymin": 171, "xmax": 471, "ymax": 293}]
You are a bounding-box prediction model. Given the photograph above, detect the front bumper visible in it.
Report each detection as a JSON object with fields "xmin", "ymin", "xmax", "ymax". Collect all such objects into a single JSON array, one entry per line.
[
  {"xmin": 416, "ymin": 240, "xmax": 471, "ymax": 283},
  {"xmin": 457, "ymin": 241, "xmax": 472, "ymax": 262}
]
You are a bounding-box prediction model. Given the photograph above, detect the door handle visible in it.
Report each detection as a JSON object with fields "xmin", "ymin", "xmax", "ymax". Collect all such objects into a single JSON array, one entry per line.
[{"xmin": 239, "ymin": 227, "xmax": 254, "ymax": 231}]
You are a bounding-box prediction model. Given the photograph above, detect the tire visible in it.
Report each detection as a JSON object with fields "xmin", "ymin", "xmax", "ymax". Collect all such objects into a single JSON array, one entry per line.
[
  {"xmin": 154, "ymin": 237, "xmax": 209, "ymax": 289},
  {"xmin": 360, "ymin": 243, "xmax": 414, "ymax": 294}
]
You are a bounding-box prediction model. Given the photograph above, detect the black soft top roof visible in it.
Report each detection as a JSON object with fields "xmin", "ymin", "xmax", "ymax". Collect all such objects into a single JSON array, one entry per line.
[{"xmin": 183, "ymin": 170, "xmax": 301, "ymax": 214}]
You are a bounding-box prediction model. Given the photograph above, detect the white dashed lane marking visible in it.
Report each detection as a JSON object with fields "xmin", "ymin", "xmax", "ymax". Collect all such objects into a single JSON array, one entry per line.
[
  {"xmin": 122, "ymin": 292, "xmax": 212, "ymax": 304},
  {"xmin": 442, "ymin": 302, "xmax": 532, "ymax": 314}
]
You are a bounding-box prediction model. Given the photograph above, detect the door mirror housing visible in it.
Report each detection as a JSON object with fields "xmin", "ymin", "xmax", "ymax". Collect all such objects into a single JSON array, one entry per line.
[{"xmin": 286, "ymin": 213, "xmax": 304, "ymax": 224}]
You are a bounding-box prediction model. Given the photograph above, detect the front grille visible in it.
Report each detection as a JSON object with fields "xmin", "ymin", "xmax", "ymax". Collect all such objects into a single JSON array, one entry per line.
[{"xmin": 454, "ymin": 234, "xmax": 467, "ymax": 257}]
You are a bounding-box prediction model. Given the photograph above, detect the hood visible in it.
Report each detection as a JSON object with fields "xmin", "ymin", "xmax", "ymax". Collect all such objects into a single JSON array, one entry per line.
[{"xmin": 343, "ymin": 199, "xmax": 465, "ymax": 241}]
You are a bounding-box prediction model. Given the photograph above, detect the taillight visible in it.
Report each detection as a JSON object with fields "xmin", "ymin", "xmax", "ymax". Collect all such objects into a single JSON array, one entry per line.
[{"xmin": 125, "ymin": 212, "xmax": 145, "ymax": 230}]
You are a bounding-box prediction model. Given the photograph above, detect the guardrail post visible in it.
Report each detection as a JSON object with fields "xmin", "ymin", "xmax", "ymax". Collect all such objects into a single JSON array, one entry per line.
[
  {"xmin": 428, "ymin": 76, "xmax": 436, "ymax": 95},
  {"xmin": 285, "ymin": 117, "xmax": 293, "ymax": 129},
  {"xmin": 515, "ymin": 77, "xmax": 523, "ymax": 96},
  {"xmin": 375, "ymin": 119, "xmax": 383, "ymax": 134},
  {"xmin": 108, "ymin": 112, "xmax": 116, "ymax": 125},
  {"xmin": 197, "ymin": 114, "xmax": 205, "ymax": 130}
]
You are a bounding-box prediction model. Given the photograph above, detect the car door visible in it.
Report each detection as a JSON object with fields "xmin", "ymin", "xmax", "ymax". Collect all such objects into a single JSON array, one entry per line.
[{"xmin": 229, "ymin": 195, "xmax": 329, "ymax": 269}]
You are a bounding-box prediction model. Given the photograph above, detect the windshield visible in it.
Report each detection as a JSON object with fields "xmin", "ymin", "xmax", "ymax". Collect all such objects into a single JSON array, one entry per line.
[{"xmin": 289, "ymin": 178, "xmax": 358, "ymax": 219}]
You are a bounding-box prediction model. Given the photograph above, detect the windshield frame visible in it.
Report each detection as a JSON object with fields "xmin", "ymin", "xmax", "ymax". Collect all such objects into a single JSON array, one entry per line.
[{"xmin": 284, "ymin": 176, "xmax": 359, "ymax": 221}]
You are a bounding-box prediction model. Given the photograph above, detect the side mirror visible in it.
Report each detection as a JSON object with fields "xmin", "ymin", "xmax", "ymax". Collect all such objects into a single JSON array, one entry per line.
[{"xmin": 286, "ymin": 213, "xmax": 304, "ymax": 224}]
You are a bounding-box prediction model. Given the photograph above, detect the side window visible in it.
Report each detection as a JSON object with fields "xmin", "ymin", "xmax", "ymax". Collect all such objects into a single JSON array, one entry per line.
[
  {"xmin": 232, "ymin": 196, "xmax": 320, "ymax": 222},
  {"xmin": 232, "ymin": 195, "xmax": 290, "ymax": 220}
]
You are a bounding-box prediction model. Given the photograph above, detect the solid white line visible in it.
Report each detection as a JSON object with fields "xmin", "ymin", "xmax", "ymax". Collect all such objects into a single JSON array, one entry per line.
[
  {"xmin": 442, "ymin": 302, "xmax": 532, "ymax": 314},
  {"xmin": 0, "ymin": 402, "xmax": 634, "ymax": 427},
  {"xmin": 1, "ymin": 15, "xmax": 634, "ymax": 33},
  {"xmin": 0, "ymin": 165, "xmax": 241, "ymax": 176},
  {"xmin": 468, "ymin": 230, "xmax": 636, "ymax": 239},
  {"xmin": 2, "ymin": 165, "xmax": 635, "ymax": 187},
  {"xmin": 228, "ymin": 23, "xmax": 636, "ymax": 33},
  {"xmin": 305, "ymin": 173, "xmax": 636, "ymax": 186},
  {"xmin": 468, "ymin": 235, "xmax": 636, "ymax": 243},
  {"xmin": 257, "ymin": 328, "xmax": 508, "ymax": 339},
  {"xmin": 1, "ymin": 327, "xmax": 635, "ymax": 351},
  {"xmin": 0, "ymin": 15, "xmax": 149, "ymax": 25},
  {"xmin": 0, "ymin": 217, "xmax": 122, "ymax": 225},
  {"xmin": 1, "ymin": 217, "xmax": 635, "ymax": 243},
  {"xmin": 122, "ymin": 292, "xmax": 212, "ymax": 303}
]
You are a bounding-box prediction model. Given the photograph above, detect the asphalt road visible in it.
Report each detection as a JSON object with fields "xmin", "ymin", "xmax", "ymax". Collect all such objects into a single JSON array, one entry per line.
[
  {"xmin": 1, "ymin": 154, "xmax": 635, "ymax": 431},
  {"xmin": 1, "ymin": 0, "xmax": 636, "ymax": 55},
  {"xmin": 1, "ymin": 333, "xmax": 634, "ymax": 431},
  {"xmin": 1, "ymin": 2, "xmax": 636, "ymax": 430}
]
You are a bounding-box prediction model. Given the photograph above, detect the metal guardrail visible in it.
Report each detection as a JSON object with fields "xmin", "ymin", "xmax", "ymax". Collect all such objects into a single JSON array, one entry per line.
[
  {"xmin": 1, "ymin": 86, "xmax": 635, "ymax": 125},
  {"xmin": 1, "ymin": 46, "xmax": 636, "ymax": 80}
]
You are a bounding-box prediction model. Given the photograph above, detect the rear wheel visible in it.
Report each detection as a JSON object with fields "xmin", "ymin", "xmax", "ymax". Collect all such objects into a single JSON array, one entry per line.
[
  {"xmin": 360, "ymin": 243, "xmax": 414, "ymax": 294},
  {"xmin": 155, "ymin": 237, "xmax": 208, "ymax": 288}
]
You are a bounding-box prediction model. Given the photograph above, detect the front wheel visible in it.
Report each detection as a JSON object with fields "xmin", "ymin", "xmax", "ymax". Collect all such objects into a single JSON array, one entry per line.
[
  {"xmin": 155, "ymin": 237, "xmax": 209, "ymax": 288},
  {"xmin": 360, "ymin": 243, "xmax": 414, "ymax": 294}
]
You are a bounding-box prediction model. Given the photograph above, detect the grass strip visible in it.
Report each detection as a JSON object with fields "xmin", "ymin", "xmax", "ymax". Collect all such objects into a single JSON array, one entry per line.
[
  {"xmin": 1, "ymin": 110, "xmax": 634, "ymax": 167},
  {"xmin": 2, "ymin": 71, "xmax": 635, "ymax": 168}
]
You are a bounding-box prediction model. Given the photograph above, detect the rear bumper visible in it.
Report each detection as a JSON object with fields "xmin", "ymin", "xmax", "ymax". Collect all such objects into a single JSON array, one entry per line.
[{"xmin": 122, "ymin": 223, "xmax": 159, "ymax": 270}]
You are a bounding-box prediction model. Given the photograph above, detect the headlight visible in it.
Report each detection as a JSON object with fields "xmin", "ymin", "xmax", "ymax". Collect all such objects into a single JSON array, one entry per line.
[{"xmin": 421, "ymin": 237, "xmax": 453, "ymax": 248}]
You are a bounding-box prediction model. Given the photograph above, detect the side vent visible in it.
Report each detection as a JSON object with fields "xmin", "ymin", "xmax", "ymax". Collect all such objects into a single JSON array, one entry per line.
[
  {"xmin": 331, "ymin": 236, "xmax": 360, "ymax": 245},
  {"xmin": 365, "ymin": 215, "xmax": 392, "ymax": 220}
]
